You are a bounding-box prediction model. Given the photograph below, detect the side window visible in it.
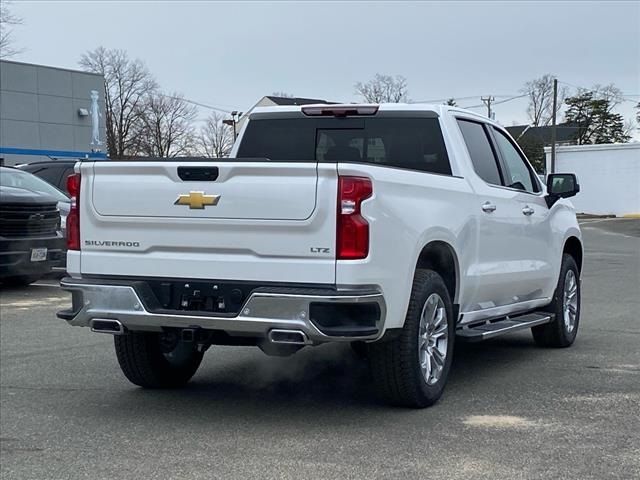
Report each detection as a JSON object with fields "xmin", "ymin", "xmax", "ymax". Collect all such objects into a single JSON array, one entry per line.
[
  {"xmin": 32, "ymin": 166, "xmax": 64, "ymax": 187},
  {"xmin": 456, "ymin": 119, "xmax": 502, "ymax": 185},
  {"xmin": 492, "ymin": 128, "xmax": 540, "ymax": 193}
]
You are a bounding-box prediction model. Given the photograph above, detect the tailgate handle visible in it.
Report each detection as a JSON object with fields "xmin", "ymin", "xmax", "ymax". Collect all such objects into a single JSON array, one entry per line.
[{"xmin": 178, "ymin": 166, "xmax": 219, "ymax": 181}]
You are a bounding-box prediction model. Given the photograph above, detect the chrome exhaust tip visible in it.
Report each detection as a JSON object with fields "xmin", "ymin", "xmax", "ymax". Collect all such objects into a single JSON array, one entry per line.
[
  {"xmin": 268, "ymin": 329, "xmax": 310, "ymax": 345},
  {"xmin": 90, "ymin": 318, "xmax": 125, "ymax": 335}
]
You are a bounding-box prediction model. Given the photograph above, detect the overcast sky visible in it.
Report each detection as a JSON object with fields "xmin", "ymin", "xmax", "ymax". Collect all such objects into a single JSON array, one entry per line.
[{"xmin": 8, "ymin": 0, "xmax": 640, "ymax": 127}]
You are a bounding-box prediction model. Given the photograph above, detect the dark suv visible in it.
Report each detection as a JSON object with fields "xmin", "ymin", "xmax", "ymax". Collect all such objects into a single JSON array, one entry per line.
[
  {"xmin": 0, "ymin": 168, "xmax": 67, "ymax": 286},
  {"xmin": 18, "ymin": 160, "xmax": 77, "ymax": 195}
]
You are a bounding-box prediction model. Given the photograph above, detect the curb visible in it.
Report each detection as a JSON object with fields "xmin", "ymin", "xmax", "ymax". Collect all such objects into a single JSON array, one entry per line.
[{"xmin": 577, "ymin": 214, "xmax": 616, "ymax": 219}]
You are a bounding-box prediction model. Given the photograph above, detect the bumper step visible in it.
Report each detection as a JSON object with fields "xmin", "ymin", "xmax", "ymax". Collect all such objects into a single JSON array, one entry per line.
[{"xmin": 457, "ymin": 312, "xmax": 553, "ymax": 342}]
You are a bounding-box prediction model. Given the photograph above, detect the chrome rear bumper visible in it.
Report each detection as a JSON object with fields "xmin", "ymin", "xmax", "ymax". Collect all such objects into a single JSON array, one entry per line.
[{"xmin": 58, "ymin": 277, "xmax": 386, "ymax": 343}]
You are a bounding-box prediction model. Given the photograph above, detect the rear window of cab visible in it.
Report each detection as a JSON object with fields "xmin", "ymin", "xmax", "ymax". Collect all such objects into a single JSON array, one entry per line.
[{"xmin": 237, "ymin": 117, "xmax": 452, "ymax": 176}]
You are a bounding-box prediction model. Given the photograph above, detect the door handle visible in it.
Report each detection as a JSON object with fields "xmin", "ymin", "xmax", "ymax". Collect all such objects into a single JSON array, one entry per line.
[
  {"xmin": 177, "ymin": 166, "xmax": 219, "ymax": 181},
  {"xmin": 522, "ymin": 206, "xmax": 535, "ymax": 216},
  {"xmin": 482, "ymin": 202, "xmax": 497, "ymax": 213}
]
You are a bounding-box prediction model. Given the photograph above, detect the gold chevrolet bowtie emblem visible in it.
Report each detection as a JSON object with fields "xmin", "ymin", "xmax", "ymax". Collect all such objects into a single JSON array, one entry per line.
[{"xmin": 174, "ymin": 191, "xmax": 220, "ymax": 209}]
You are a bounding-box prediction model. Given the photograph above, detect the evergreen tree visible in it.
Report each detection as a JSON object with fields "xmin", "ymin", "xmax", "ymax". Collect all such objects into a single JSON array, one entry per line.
[
  {"xmin": 516, "ymin": 135, "xmax": 545, "ymax": 174},
  {"xmin": 564, "ymin": 91, "xmax": 630, "ymax": 144}
]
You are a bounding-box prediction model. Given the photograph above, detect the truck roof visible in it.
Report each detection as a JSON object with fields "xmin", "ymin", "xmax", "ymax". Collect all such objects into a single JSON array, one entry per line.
[{"xmin": 249, "ymin": 103, "xmax": 494, "ymax": 124}]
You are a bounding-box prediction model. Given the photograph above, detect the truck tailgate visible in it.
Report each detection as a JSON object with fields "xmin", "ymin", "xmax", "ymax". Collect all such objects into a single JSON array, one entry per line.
[{"xmin": 78, "ymin": 161, "xmax": 337, "ymax": 284}]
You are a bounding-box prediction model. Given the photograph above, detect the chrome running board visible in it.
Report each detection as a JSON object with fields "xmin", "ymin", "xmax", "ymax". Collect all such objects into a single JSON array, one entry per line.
[{"xmin": 456, "ymin": 312, "xmax": 553, "ymax": 342}]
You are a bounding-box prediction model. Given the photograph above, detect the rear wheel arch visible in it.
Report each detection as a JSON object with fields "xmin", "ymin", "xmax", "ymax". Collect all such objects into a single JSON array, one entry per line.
[
  {"xmin": 563, "ymin": 236, "xmax": 583, "ymax": 273},
  {"xmin": 415, "ymin": 241, "xmax": 459, "ymax": 305}
]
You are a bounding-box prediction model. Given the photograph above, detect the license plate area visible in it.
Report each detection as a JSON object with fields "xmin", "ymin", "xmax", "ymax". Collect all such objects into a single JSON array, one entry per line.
[
  {"xmin": 142, "ymin": 280, "xmax": 258, "ymax": 316},
  {"xmin": 30, "ymin": 248, "xmax": 48, "ymax": 262}
]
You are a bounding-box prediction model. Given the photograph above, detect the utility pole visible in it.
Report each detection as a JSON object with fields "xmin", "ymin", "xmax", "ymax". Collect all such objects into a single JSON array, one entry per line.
[
  {"xmin": 222, "ymin": 111, "xmax": 243, "ymax": 139},
  {"xmin": 550, "ymin": 78, "xmax": 558, "ymax": 175},
  {"xmin": 231, "ymin": 111, "xmax": 237, "ymax": 140},
  {"xmin": 481, "ymin": 96, "xmax": 494, "ymax": 119}
]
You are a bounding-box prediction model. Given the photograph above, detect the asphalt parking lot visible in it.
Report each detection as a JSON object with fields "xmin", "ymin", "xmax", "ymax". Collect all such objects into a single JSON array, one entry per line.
[{"xmin": 1, "ymin": 219, "xmax": 638, "ymax": 480}]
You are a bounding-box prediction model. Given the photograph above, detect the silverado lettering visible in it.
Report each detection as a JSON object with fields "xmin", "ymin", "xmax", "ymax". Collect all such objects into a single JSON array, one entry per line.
[{"xmin": 85, "ymin": 240, "xmax": 140, "ymax": 248}]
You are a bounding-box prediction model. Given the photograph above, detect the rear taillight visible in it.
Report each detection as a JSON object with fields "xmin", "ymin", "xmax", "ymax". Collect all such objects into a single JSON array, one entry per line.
[
  {"xmin": 66, "ymin": 173, "xmax": 81, "ymax": 250},
  {"xmin": 337, "ymin": 176, "xmax": 372, "ymax": 260}
]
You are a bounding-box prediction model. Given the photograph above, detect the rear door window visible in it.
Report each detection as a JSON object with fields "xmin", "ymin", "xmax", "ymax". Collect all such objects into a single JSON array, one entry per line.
[
  {"xmin": 238, "ymin": 117, "xmax": 452, "ymax": 175},
  {"xmin": 456, "ymin": 119, "xmax": 503, "ymax": 185}
]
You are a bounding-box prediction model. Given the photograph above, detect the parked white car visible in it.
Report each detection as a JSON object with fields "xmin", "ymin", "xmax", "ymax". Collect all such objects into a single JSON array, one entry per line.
[{"xmin": 58, "ymin": 104, "xmax": 582, "ymax": 407}]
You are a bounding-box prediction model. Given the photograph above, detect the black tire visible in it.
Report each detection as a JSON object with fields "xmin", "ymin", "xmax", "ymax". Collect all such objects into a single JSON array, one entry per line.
[
  {"xmin": 532, "ymin": 254, "xmax": 581, "ymax": 348},
  {"xmin": 114, "ymin": 331, "xmax": 204, "ymax": 388},
  {"xmin": 368, "ymin": 269, "xmax": 455, "ymax": 408},
  {"xmin": 3, "ymin": 275, "xmax": 42, "ymax": 286}
]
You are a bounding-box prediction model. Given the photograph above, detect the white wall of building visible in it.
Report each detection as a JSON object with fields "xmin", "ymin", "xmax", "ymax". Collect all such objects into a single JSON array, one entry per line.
[{"xmin": 545, "ymin": 143, "xmax": 640, "ymax": 216}]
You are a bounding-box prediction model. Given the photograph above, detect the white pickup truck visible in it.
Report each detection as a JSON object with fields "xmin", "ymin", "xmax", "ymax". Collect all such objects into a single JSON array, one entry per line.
[{"xmin": 58, "ymin": 104, "xmax": 582, "ymax": 407}]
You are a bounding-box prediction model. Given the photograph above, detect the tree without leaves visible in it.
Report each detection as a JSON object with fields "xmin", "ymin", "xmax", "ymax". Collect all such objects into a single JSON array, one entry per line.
[
  {"xmin": 271, "ymin": 92, "xmax": 294, "ymax": 98},
  {"xmin": 622, "ymin": 118, "xmax": 635, "ymax": 138},
  {"xmin": 354, "ymin": 74, "xmax": 408, "ymax": 103},
  {"xmin": 564, "ymin": 88, "xmax": 630, "ymax": 145},
  {"xmin": 521, "ymin": 74, "xmax": 567, "ymax": 126},
  {"xmin": 133, "ymin": 92, "xmax": 198, "ymax": 158},
  {"xmin": 0, "ymin": 2, "xmax": 23, "ymax": 59},
  {"xmin": 79, "ymin": 47, "xmax": 158, "ymax": 158},
  {"xmin": 592, "ymin": 84, "xmax": 624, "ymax": 110},
  {"xmin": 198, "ymin": 112, "xmax": 234, "ymax": 158}
]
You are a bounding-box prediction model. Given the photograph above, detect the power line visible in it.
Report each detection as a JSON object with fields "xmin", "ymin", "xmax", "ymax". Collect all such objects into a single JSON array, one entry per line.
[
  {"xmin": 492, "ymin": 94, "xmax": 528, "ymax": 105},
  {"xmin": 167, "ymin": 86, "xmax": 637, "ymax": 118},
  {"xmin": 156, "ymin": 93, "xmax": 234, "ymax": 114},
  {"xmin": 409, "ymin": 95, "xmax": 480, "ymax": 104},
  {"xmin": 415, "ymin": 89, "xmax": 638, "ymax": 107},
  {"xmin": 461, "ymin": 94, "xmax": 527, "ymax": 110},
  {"xmin": 410, "ymin": 94, "xmax": 522, "ymax": 104}
]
